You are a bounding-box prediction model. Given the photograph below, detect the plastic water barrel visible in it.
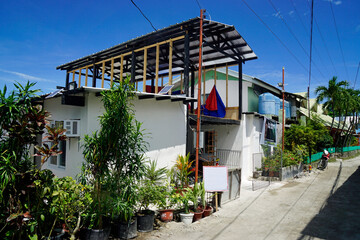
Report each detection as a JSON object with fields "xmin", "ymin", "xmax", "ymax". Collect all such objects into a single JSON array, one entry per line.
[
  {"xmin": 280, "ymin": 100, "xmax": 291, "ymax": 119},
  {"xmin": 259, "ymin": 93, "xmax": 276, "ymax": 115},
  {"xmin": 285, "ymin": 101, "xmax": 291, "ymax": 119},
  {"xmin": 275, "ymin": 97, "xmax": 280, "ymax": 116}
]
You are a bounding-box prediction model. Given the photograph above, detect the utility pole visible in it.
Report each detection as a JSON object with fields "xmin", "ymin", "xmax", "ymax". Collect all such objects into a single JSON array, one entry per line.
[{"xmin": 195, "ymin": 9, "xmax": 205, "ymax": 183}]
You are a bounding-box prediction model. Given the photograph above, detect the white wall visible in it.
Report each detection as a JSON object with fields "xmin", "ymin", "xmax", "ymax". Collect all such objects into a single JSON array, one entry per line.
[{"xmin": 43, "ymin": 92, "xmax": 187, "ymax": 178}]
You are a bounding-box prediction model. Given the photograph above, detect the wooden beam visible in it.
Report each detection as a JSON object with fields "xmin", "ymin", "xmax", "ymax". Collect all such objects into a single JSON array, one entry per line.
[
  {"xmin": 101, "ymin": 62, "xmax": 105, "ymax": 88},
  {"xmin": 168, "ymin": 40, "xmax": 173, "ymax": 94},
  {"xmin": 226, "ymin": 64, "xmax": 228, "ymax": 107},
  {"xmin": 78, "ymin": 68, "xmax": 82, "ymax": 87},
  {"xmin": 161, "ymin": 76, "xmax": 163, "ymax": 87},
  {"xmin": 110, "ymin": 59, "xmax": 114, "ymax": 87},
  {"xmin": 68, "ymin": 35, "xmax": 185, "ymax": 73},
  {"xmin": 120, "ymin": 55, "xmax": 124, "ymax": 82},
  {"xmin": 85, "ymin": 67, "xmax": 88, "ymax": 86},
  {"xmin": 72, "ymin": 71, "xmax": 75, "ymax": 82},
  {"xmin": 155, "ymin": 43, "xmax": 159, "ymax": 93},
  {"xmin": 143, "ymin": 48, "xmax": 147, "ymax": 92}
]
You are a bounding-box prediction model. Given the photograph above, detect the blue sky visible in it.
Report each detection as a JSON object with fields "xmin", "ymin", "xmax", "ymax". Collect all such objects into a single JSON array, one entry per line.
[{"xmin": 0, "ymin": 0, "xmax": 359, "ymax": 97}]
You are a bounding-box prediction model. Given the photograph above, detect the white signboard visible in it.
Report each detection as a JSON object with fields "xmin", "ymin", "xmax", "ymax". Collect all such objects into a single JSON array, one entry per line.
[{"xmin": 203, "ymin": 166, "xmax": 228, "ymax": 192}]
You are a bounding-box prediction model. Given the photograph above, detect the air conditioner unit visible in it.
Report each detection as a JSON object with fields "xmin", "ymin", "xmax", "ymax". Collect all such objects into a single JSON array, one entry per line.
[{"xmin": 64, "ymin": 120, "xmax": 80, "ymax": 137}]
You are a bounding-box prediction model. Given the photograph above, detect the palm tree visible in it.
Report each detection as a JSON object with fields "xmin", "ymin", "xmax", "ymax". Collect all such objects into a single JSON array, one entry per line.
[{"xmin": 315, "ymin": 76, "xmax": 348, "ymax": 135}]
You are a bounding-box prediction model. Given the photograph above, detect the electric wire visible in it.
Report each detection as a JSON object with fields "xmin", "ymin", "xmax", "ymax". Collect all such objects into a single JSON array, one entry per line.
[
  {"xmin": 194, "ymin": 0, "xmax": 202, "ymax": 10},
  {"xmin": 267, "ymin": 0, "xmax": 326, "ymax": 79},
  {"xmin": 240, "ymin": 0, "xmax": 308, "ymax": 72},
  {"xmin": 289, "ymin": 0, "xmax": 331, "ymax": 76},
  {"xmin": 329, "ymin": 0, "xmax": 349, "ymax": 80},
  {"xmin": 305, "ymin": 0, "xmax": 338, "ymax": 76},
  {"xmin": 130, "ymin": 0, "xmax": 157, "ymax": 32},
  {"xmin": 354, "ymin": 61, "xmax": 360, "ymax": 89}
]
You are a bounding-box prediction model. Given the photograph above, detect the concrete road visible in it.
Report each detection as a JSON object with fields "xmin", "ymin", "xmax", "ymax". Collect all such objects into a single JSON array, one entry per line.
[{"xmin": 147, "ymin": 156, "xmax": 360, "ymax": 240}]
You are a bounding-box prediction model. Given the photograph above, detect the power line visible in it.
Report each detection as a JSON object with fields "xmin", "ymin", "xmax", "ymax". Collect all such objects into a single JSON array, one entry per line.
[
  {"xmin": 194, "ymin": 0, "xmax": 202, "ymax": 9},
  {"xmin": 305, "ymin": 0, "xmax": 337, "ymax": 76},
  {"xmin": 130, "ymin": 0, "xmax": 157, "ymax": 31},
  {"xmin": 289, "ymin": 0, "xmax": 331, "ymax": 76},
  {"xmin": 240, "ymin": 0, "xmax": 308, "ymax": 73},
  {"xmin": 354, "ymin": 61, "xmax": 360, "ymax": 88},
  {"xmin": 267, "ymin": 0, "xmax": 326, "ymax": 79},
  {"xmin": 329, "ymin": 0, "xmax": 349, "ymax": 80}
]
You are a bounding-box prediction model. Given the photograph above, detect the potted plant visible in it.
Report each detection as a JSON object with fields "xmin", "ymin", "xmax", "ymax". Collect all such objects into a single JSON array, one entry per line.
[
  {"xmin": 50, "ymin": 177, "xmax": 93, "ymax": 240},
  {"xmin": 136, "ymin": 160, "xmax": 167, "ymax": 231},
  {"xmin": 81, "ymin": 78, "xmax": 147, "ymax": 239},
  {"xmin": 158, "ymin": 183, "xmax": 178, "ymax": 222},
  {"xmin": 110, "ymin": 180, "xmax": 138, "ymax": 239},
  {"xmin": 171, "ymin": 153, "xmax": 194, "ymax": 190},
  {"xmin": 199, "ymin": 182, "xmax": 213, "ymax": 217},
  {"xmin": 191, "ymin": 182, "xmax": 204, "ymax": 222},
  {"xmin": 178, "ymin": 188, "xmax": 194, "ymax": 225}
]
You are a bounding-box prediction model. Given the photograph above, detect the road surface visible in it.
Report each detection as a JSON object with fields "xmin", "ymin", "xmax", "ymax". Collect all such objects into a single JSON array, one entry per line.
[{"xmin": 146, "ymin": 157, "xmax": 360, "ymax": 240}]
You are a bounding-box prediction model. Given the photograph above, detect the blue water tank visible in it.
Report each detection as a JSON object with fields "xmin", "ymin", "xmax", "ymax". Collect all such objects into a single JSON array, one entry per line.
[
  {"xmin": 275, "ymin": 97, "xmax": 280, "ymax": 116},
  {"xmin": 259, "ymin": 93, "xmax": 276, "ymax": 115},
  {"xmin": 280, "ymin": 100, "xmax": 291, "ymax": 119}
]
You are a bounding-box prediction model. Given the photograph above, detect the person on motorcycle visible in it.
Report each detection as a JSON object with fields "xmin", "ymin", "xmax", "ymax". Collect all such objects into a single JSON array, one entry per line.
[{"xmin": 318, "ymin": 149, "xmax": 330, "ymax": 170}]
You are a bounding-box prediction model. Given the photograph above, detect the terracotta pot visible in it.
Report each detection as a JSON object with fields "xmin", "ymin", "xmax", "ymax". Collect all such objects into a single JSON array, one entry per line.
[
  {"xmin": 193, "ymin": 209, "xmax": 204, "ymax": 222},
  {"xmin": 159, "ymin": 209, "xmax": 174, "ymax": 222},
  {"xmin": 203, "ymin": 206, "xmax": 213, "ymax": 217}
]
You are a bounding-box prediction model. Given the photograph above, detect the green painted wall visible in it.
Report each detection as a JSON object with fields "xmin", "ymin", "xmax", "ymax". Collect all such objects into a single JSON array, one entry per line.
[{"xmin": 248, "ymin": 87, "xmax": 259, "ymax": 112}]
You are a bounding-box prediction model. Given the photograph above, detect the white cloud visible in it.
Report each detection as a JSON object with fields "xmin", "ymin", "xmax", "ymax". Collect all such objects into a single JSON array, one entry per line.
[
  {"xmin": 289, "ymin": 10, "xmax": 294, "ymax": 16},
  {"xmin": 272, "ymin": 12, "xmax": 281, "ymax": 19},
  {"xmin": 323, "ymin": 0, "xmax": 342, "ymax": 5},
  {"xmin": 0, "ymin": 69, "xmax": 54, "ymax": 83}
]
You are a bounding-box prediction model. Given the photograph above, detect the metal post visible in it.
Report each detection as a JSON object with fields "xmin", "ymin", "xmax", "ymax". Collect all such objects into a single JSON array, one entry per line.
[
  {"xmin": 238, "ymin": 61, "xmax": 243, "ymax": 120},
  {"xmin": 92, "ymin": 62, "xmax": 97, "ymax": 88},
  {"xmin": 65, "ymin": 72, "xmax": 70, "ymax": 90},
  {"xmin": 184, "ymin": 31, "xmax": 190, "ymax": 97},
  {"xmin": 131, "ymin": 50, "xmax": 136, "ymax": 84},
  {"xmin": 195, "ymin": 9, "xmax": 205, "ymax": 183},
  {"xmin": 191, "ymin": 69, "xmax": 195, "ymax": 112},
  {"xmin": 281, "ymin": 67, "xmax": 285, "ymax": 170}
]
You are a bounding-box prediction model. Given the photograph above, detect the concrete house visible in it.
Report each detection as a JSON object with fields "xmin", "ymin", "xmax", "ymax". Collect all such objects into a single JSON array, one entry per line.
[{"xmin": 40, "ymin": 16, "xmax": 258, "ymax": 195}]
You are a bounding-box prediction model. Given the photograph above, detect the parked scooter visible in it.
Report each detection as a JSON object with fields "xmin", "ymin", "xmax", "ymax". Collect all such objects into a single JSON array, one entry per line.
[{"xmin": 317, "ymin": 149, "xmax": 330, "ymax": 170}]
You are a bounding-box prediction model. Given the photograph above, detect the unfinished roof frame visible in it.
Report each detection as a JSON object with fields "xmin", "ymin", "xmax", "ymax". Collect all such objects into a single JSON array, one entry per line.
[{"xmin": 57, "ymin": 17, "xmax": 257, "ymax": 102}]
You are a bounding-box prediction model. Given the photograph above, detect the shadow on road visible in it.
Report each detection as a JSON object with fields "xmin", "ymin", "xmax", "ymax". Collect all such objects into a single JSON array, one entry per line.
[{"xmin": 299, "ymin": 166, "xmax": 360, "ymax": 240}]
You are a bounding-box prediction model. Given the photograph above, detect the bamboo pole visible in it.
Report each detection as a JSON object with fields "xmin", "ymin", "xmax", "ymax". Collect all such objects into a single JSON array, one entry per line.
[
  {"xmin": 101, "ymin": 62, "xmax": 105, "ymax": 88},
  {"xmin": 226, "ymin": 64, "xmax": 229, "ymax": 107},
  {"xmin": 110, "ymin": 59, "xmax": 114, "ymax": 87},
  {"xmin": 168, "ymin": 40, "xmax": 173, "ymax": 94},
  {"xmin": 155, "ymin": 43, "xmax": 159, "ymax": 93},
  {"xmin": 143, "ymin": 48, "xmax": 147, "ymax": 92},
  {"xmin": 120, "ymin": 55, "xmax": 124, "ymax": 82},
  {"xmin": 85, "ymin": 67, "xmax": 88, "ymax": 86}
]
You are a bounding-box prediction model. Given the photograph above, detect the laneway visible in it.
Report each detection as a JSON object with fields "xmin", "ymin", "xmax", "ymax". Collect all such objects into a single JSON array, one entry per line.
[{"xmin": 147, "ymin": 157, "xmax": 360, "ymax": 240}]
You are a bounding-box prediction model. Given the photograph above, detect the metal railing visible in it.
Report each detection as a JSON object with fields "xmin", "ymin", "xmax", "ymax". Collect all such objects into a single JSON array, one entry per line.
[{"xmin": 216, "ymin": 149, "xmax": 242, "ymax": 169}]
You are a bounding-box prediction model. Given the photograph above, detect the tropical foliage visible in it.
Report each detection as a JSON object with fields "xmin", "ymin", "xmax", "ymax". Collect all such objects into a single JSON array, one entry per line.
[
  {"xmin": 81, "ymin": 76, "xmax": 147, "ymax": 227},
  {"xmin": 315, "ymin": 76, "xmax": 360, "ymax": 148}
]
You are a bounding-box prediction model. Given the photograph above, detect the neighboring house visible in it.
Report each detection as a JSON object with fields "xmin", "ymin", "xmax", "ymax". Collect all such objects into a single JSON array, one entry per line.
[{"xmin": 171, "ymin": 68, "xmax": 304, "ymax": 183}]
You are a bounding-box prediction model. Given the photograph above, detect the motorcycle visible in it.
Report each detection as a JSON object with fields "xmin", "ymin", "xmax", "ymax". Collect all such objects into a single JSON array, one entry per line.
[{"xmin": 317, "ymin": 149, "xmax": 330, "ymax": 170}]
